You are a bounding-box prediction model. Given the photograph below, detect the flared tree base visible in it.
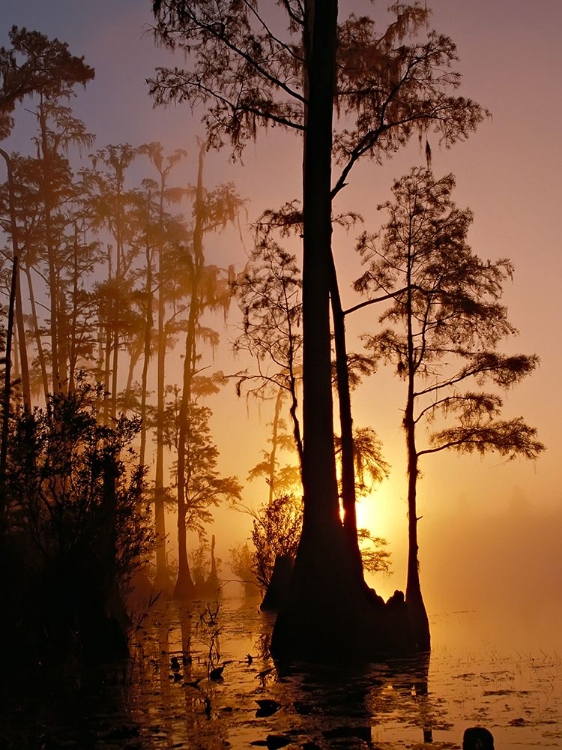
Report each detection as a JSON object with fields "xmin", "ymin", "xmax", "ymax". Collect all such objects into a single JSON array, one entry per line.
[
  {"xmin": 271, "ymin": 587, "xmax": 416, "ymax": 662},
  {"xmin": 261, "ymin": 554, "xmax": 294, "ymax": 613},
  {"xmin": 152, "ymin": 568, "xmax": 175, "ymax": 601},
  {"xmin": 173, "ymin": 569, "xmax": 196, "ymax": 600},
  {"xmin": 270, "ymin": 524, "xmax": 418, "ymax": 662},
  {"xmin": 406, "ymin": 587, "xmax": 431, "ymax": 652}
]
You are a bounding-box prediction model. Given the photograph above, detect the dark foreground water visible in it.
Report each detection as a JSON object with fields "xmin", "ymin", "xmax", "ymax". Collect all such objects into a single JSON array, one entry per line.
[{"xmin": 3, "ymin": 595, "xmax": 562, "ymax": 749}]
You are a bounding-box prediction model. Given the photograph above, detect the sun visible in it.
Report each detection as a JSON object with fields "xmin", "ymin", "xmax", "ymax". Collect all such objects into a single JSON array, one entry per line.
[
  {"xmin": 356, "ymin": 480, "xmax": 408, "ymax": 598},
  {"xmin": 355, "ymin": 479, "xmax": 406, "ymax": 547}
]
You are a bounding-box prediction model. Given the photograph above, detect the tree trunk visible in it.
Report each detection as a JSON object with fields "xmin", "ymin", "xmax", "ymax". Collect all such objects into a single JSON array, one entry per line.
[
  {"xmin": 24, "ymin": 265, "xmax": 50, "ymax": 404},
  {"xmin": 0, "ymin": 148, "xmax": 31, "ymax": 409},
  {"xmin": 173, "ymin": 143, "xmax": 206, "ymax": 599},
  {"xmin": 299, "ymin": 0, "xmax": 340, "ymax": 554},
  {"xmin": 38, "ymin": 99, "xmax": 61, "ymax": 393},
  {"xmin": 110, "ymin": 207, "xmax": 123, "ymax": 421},
  {"xmin": 154, "ymin": 199, "xmax": 171, "ymax": 594},
  {"xmin": 57, "ymin": 287, "xmax": 69, "ymax": 387},
  {"xmin": 123, "ymin": 340, "xmax": 143, "ymax": 409},
  {"xmin": 174, "ymin": 493, "xmax": 196, "ymax": 598},
  {"xmin": 404, "ymin": 393, "xmax": 430, "ymax": 650},
  {"xmin": 15, "ymin": 269, "xmax": 31, "ymax": 409},
  {"xmin": 330, "ymin": 252, "xmax": 362, "ymax": 571},
  {"xmin": 206, "ymin": 534, "xmax": 220, "ymax": 592},
  {"xmin": 139, "ymin": 237, "xmax": 153, "ymax": 467},
  {"xmin": 268, "ymin": 387, "xmax": 284, "ymax": 504},
  {"xmin": 102, "ymin": 243, "xmax": 113, "ymax": 424},
  {"xmin": 272, "ymin": 0, "xmax": 397, "ymax": 661},
  {"xmin": 68, "ymin": 229, "xmax": 79, "ymax": 394},
  {"xmin": 173, "ymin": 347, "xmax": 197, "ymax": 598},
  {"xmin": 404, "ymin": 248, "xmax": 430, "ymax": 650},
  {"xmin": 0, "ymin": 254, "xmax": 18, "ymax": 531}
]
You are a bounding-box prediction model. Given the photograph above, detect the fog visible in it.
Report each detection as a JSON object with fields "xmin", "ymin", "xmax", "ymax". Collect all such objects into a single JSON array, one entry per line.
[{"xmin": 426, "ymin": 505, "xmax": 560, "ymax": 603}]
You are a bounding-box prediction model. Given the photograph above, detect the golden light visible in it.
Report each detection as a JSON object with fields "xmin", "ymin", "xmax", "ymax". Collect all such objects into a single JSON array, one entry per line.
[
  {"xmin": 355, "ymin": 480, "xmax": 405, "ymax": 540},
  {"xmin": 355, "ymin": 479, "xmax": 409, "ymax": 599}
]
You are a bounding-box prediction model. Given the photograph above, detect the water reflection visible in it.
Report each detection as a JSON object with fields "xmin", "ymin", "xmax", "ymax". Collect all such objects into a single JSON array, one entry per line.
[
  {"xmin": 127, "ymin": 599, "xmax": 562, "ymax": 749},
  {"xmin": 2, "ymin": 597, "xmax": 562, "ymax": 748},
  {"xmin": 127, "ymin": 598, "xmax": 444, "ymax": 748},
  {"xmin": 269, "ymin": 654, "xmax": 437, "ymax": 748}
]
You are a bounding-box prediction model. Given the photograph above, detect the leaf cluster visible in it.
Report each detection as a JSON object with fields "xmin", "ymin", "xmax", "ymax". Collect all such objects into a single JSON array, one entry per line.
[
  {"xmin": 357, "ymin": 528, "xmax": 391, "ymax": 575},
  {"xmin": 151, "ymin": 1, "xmax": 488, "ymax": 191},
  {"xmin": 427, "ymin": 417, "xmax": 544, "ymax": 461},
  {"xmin": 335, "ymin": 426, "xmax": 389, "ymax": 498},
  {"xmin": 151, "ymin": 0, "xmax": 305, "ymax": 157},
  {"xmin": 356, "ymin": 167, "xmax": 544, "ymax": 463},
  {"xmin": 250, "ymin": 492, "xmax": 302, "ymax": 589}
]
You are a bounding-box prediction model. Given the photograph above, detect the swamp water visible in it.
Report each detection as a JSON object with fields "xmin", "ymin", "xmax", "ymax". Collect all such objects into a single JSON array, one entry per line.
[{"xmin": 2, "ymin": 594, "xmax": 562, "ymax": 749}]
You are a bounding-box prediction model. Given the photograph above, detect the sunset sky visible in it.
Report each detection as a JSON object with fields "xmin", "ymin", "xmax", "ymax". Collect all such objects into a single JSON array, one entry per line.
[{"xmin": 3, "ymin": 0, "xmax": 562, "ymax": 624}]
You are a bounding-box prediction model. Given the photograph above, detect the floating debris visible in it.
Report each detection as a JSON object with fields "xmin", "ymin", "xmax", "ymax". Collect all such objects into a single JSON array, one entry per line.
[
  {"xmin": 255, "ymin": 698, "xmax": 282, "ymax": 717},
  {"xmin": 209, "ymin": 665, "xmax": 225, "ymax": 680}
]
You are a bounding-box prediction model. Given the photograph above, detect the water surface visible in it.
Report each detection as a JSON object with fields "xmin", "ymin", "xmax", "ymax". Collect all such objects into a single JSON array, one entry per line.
[{"xmin": 3, "ymin": 595, "xmax": 562, "ymax": 748}]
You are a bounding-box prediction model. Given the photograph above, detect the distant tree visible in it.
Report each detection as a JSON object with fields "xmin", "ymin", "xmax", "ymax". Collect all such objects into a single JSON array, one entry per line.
[
  {"xmin": 0, "ymin": 26, "xmax": 94, "ymax": 141},
  {"xmin": 173, "ymin": 142, "xmax": 243, "ymax": 598},
  {"xmin": 229, "ymin": 541, "xmax": 258, "ymax": 596},
  {"xmin": 190, "ymin": 537, "xmax": 221, "ymax": 592},
  {"xmin": 138, "ymin": 142, "xmax": 189, "ymax": 590},
  {"xmin": 164, "ymin": 386, "xmax": 241, "ymax": 597},
  {"xmin": 32, "ymin": 66, "xmax": 96, "ymax": 395},
  {"xmin": 232, "ymin": 235, "xmax": 303, "ymax": 467},
  {"xmin": 87, "ymin": 144, "xmax": 142, "ymax": 418},
  {"xmin": 3, "ymin": 90, "xmax": 97, "ymax": 398},
  {"xmin": 59, "ymin": 218, "xmax": 101, "ymax": 395},
  {"xmin": 91, "ymin": 146, "xmax": 192, "ymax": 591},
  {"xmin": 0, "ymin": 152, "xmax": 52, "ymax": 400},
  {"xmin": 355, "ymin": 167, "xmax": 545, "ymax": 649}
]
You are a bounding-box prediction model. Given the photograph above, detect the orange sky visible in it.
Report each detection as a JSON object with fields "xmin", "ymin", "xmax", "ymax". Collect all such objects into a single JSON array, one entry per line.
[{"xmin": 3, "ymin": 0, "xmax": 562, "ymax": 617}]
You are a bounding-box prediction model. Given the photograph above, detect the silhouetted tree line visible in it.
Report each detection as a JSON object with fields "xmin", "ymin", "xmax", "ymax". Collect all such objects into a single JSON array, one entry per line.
[{"xmin": 0, "ymin": 27, "xmax": 242, "ymax": 672}]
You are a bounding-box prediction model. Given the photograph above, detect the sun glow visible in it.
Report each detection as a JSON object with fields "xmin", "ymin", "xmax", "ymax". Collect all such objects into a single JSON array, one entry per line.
[
  {"xmin": 356, "ymin": 480, "xmax": 409, "ymax": 598},
  {"xmin": 356, "ymin": 480, "xmax": 405, "ymax": 541}
]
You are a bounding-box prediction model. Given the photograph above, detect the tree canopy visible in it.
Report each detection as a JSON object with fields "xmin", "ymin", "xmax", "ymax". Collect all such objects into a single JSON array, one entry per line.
[{"xmin": 0, "ymin": 26, "xmax": 94, "ymax": 140}]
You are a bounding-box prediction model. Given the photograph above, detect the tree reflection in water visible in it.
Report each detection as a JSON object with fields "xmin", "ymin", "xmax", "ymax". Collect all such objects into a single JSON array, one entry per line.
[
  {"xmin": 127, "ymin": 598, "xmax": 445, "ymax": 748},
  {"xmin": 3, "ymin": 597, "xmax": 562, "ymax": 748}
]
